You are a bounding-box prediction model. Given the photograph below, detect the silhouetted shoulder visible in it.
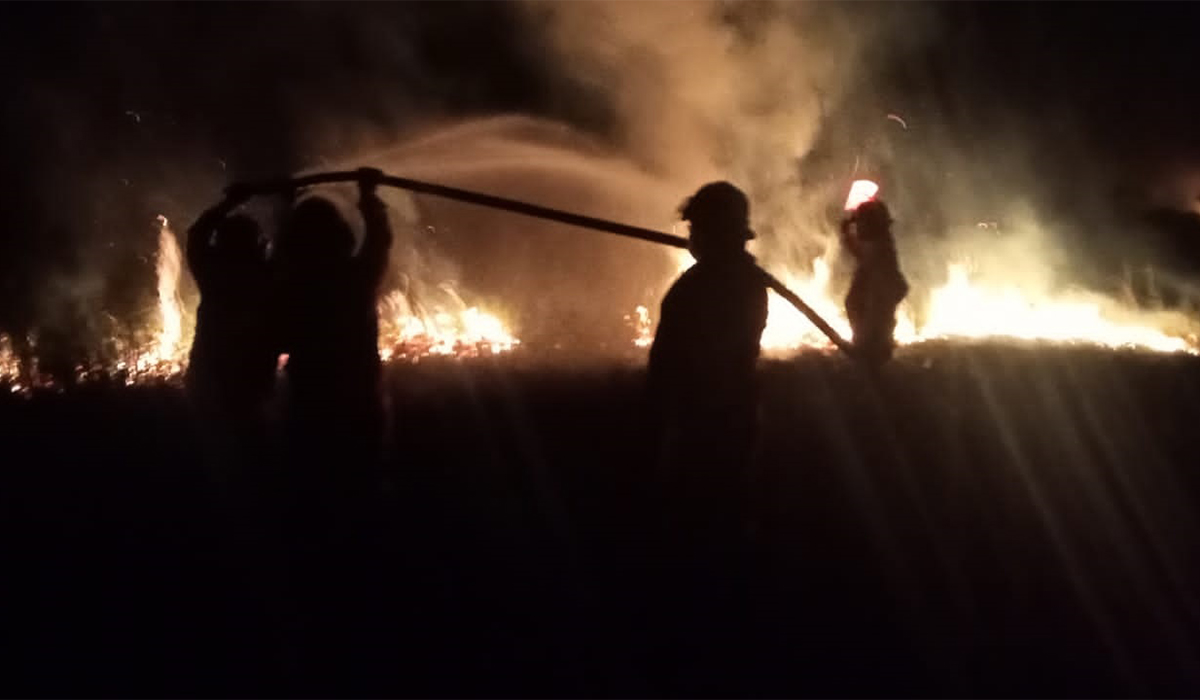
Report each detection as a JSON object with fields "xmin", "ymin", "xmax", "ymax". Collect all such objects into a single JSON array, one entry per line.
[{"xmin": 660, "ymin": 264, "xmax": 701, "ymax": 307}]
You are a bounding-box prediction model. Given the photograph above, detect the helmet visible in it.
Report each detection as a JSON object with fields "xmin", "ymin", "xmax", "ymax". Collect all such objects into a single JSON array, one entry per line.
[
  {"xmin": 679, "ymin": 181, "xmax": 754, "ymax": 241},
  {"xmin": 213, "ymin": 214, "xmax": 262, "ymax": 259},
  {"xmin": 848, "ymin": 199, "xmax": 892, "ymax": 241},
  {"xmin": 284, "ymin": 196, "xmax": 355, "ymax": 259},
  {"xmin": 849, "ymin": 199, "xmax": 891, "ymax": 228}
]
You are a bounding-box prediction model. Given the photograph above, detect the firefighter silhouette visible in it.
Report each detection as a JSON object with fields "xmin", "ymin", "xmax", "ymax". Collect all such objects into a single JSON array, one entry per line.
[
  {"xmin": 648, "ymin": 181, "xmax": 769, "ymax": 541},
  {"xmin": 185, "ymin": 185, "xmax": 276, "ymax": 482},
  {"xmin": 841, "ymin": 199, "xmax": 909, "ymax": 366}
]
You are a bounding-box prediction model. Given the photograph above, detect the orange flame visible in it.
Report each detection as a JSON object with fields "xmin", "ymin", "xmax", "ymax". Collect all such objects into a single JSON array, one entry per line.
[
  {"xmin": 377, "ymin": 290, "xmax": 519, "ymax": 361},
  {"xmin": 0, "ymin": 333, "xmax": 21, "ymax": 394},
  {"xmin": 152, "ymin": 215, "xmax": 186, "ymax": 367},
  {"xmin": 629, "ymin": 305, "xmax": 653, "ymax": 349},
  {"xmin": 646, "ymin": 249, "xmax": 1198, "ymax": 356}
]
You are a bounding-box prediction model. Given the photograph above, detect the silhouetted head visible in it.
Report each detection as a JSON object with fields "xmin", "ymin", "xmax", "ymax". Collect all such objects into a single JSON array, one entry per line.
[
  {"xmin": 213, "ymin": 214, "xmax": 263, "ymax": 263},
  {"xmin": 680, "ymin": 181, "xmax": 754, "ymax": 262},
  {"xmin": 848, "ymin": 199, "xmax": 892, "ymax": 242},
  {"xmin": 282, "ymin": 196, "xmax": 355, "ymax": 266}
]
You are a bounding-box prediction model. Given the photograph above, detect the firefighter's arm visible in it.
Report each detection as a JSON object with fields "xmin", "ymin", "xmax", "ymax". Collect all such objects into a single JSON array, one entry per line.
[
  {"xmin": 186, "ymin": 185, "xmax": 253, "ymax": 285},
  {"xmin": 356, "ymin": 168, "xmax": 393, "ymax": 289}
]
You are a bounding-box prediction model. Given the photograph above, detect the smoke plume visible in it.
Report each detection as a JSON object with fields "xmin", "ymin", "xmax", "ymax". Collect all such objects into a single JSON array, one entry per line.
[{"xmin": 521, "ymin": 0, "xmax": 1200, "ymax": 319}]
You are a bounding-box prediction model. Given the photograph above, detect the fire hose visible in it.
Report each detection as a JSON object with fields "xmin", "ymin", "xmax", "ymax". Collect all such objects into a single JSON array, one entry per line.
[{"xmin": 242, "ymin": 170, "xmax": 856, "ymax": 357}]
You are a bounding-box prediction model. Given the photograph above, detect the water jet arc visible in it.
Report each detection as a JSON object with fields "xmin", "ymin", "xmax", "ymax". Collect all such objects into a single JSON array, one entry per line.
[{"xmin": 248, "ymin": 170, "xmax": 854, "ymax": 356}]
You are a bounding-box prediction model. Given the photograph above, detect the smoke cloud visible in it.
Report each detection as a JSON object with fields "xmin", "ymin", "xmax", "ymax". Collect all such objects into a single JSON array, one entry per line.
[
  {"xmin": 522, "ymin": 2, "xmax": 899, "ymax": 242},
  {"xmin": 521, "ymin": 0, "xmax": 1200, "ymax": 319}
]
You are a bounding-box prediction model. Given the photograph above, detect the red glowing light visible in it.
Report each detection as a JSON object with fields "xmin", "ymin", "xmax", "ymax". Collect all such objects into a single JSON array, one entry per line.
[{"xmin": 844, "ymin": 179, "xmax": 879, "ymax": 211}]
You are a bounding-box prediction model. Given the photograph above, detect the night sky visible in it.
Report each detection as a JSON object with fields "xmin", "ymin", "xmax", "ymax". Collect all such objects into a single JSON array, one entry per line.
[{"xmin": 3, "ymin": 1, "xmax": 1200, "ymax": 338}]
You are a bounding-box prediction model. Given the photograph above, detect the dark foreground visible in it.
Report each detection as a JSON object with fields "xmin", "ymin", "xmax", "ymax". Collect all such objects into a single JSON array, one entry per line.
[{"xmin": 5, "ymin": 343, "xmax": 1200, "ymax": 697}]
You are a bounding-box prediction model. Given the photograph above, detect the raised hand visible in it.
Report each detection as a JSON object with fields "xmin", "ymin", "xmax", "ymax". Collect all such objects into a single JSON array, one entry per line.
[
  {"xmin": 356, "ymin": 167, "xmax": 385, "ymax": 197},
  {"xmin": 355, "ymin": 167, "xmax": 392, "ymax": 285}
]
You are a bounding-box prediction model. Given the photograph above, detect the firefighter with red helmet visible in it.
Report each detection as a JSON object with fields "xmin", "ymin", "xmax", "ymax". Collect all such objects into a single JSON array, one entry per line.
[{"xmin": 841, "ymin": 199, "xmax": 909, "ymax": 366}]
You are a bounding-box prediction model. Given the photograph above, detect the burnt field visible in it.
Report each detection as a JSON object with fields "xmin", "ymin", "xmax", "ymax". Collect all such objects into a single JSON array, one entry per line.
[{"xmin": 4, "ymin": 343, "xmax": 1200, "ymax": 697}]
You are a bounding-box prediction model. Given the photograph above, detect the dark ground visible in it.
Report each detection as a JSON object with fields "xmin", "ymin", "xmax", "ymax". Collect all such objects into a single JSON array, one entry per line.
[{"xmin": 4, "ymin": 343, "xmax": 1200, "ymax": 697}]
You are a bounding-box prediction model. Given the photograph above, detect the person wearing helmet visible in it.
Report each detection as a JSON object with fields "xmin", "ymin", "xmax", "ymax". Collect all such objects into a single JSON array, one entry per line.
[
  {"xmin": 186, "ymin": 185, "xmax": 277, "ymax": 484},
  {"xmin": 841, "ymin": 199, "xmax": 909, "ymax": 366},
  {"xmin": 647, "ymin": 181, "xmax": 768, "ymax": 531},
  {"xmin": 274, "ymin": 168, "xmax": 393, "ymax": 497},
  {"xmin": 644, "ymin": 181, "xmax": 768, "ymax": 687}
]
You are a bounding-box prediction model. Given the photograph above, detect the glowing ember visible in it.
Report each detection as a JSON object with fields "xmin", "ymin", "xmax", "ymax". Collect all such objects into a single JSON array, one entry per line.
[
  {"xmin": 377, "ymin": 290, "xmax": 519, "ymax": 361},
  {"xmin": 0, "ymin": 333, "xmax": 56, "ymax": 395},
  {"xmin": 629, "ymin": 305, "xmax": 653, "ymax": 349},
  {"xmin": 0, "ymin": 333, "xmax": 20, "ymax": 390},
  {"xmin": 844, "ymin": 179, "xmax": 880, "ymax": 211}
]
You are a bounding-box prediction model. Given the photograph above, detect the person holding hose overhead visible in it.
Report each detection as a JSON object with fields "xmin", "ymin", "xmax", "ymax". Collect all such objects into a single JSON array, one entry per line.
[{"xmin": 273, "ymin": 167, "xmax": 393, "ymax": 498}]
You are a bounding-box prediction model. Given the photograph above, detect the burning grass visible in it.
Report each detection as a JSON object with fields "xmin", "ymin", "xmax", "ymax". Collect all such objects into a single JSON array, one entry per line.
[
  {"xmin": 2, "ymin": 210, "xmax": 1199, "ymax": 393},
  {"xmin": 654, "ymin": 249, "xmax": 1200, "ymax": 357}
]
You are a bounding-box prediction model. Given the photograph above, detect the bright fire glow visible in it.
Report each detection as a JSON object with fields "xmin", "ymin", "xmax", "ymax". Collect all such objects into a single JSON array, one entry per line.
[
  {"xmin": 377, "ymin": 290, "xmax": 519, "ymax": 361},
  {"xmin": 918, "ymin": 264, "xmax": 1196, "ymax": 353},
  {"xmin": 844, "ymin": 179, "xmax": 879, "ymax": 211},
  {"xmin": 151, "ymin": 215, "xmax": 186, "ymax": 370},
  {"xmin": 0, "ymin": 333, "xmax": 20, "ymax": 392},
  {"xmin": 3, "ymin": 203, "xmax": 1198, "ymax": 392},
  {"xmin": 648, "ymin": 249, "xmax": 1198, "ymax": 356},
  {"xmin": 629, "ymin": 305, "xmax": 653, "ymax": 348},
  {"xmin": 6, "ymin": 215, "xmax": 522, "ymax": 388},
  {"xmin": 96, "ymin": 216, "xmax": 193, "ymax": 384}
]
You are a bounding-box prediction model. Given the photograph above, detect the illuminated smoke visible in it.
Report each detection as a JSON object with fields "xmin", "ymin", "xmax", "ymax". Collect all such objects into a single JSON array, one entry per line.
[{"xmin": 526, "ymin": 1, "xmax": 1199, "ymax": 354}]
